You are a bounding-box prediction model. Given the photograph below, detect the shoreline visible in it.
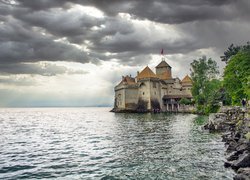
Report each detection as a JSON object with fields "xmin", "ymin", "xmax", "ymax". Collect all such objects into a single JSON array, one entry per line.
[
  {"xmin": 110, "ymin": 107, "xmax": 197, "ymax": 114},
  {"xmin": 204, "ymin": 106, "xmax": 250, "ymax": 180}
]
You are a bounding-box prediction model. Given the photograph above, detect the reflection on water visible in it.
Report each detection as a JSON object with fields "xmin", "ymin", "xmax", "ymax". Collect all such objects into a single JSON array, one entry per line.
[{"xmin": 0, "ymin": 108, "xmax": 234, "ymax": 179}]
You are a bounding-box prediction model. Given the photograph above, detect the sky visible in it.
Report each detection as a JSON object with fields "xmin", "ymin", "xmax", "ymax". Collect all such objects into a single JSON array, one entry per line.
[{"xmin": 0, "ymin": 0, "xmax": 249, "ymax": 107}]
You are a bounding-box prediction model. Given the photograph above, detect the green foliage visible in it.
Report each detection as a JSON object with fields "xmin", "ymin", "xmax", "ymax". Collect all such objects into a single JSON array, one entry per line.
[
  {"xmin": 179, "ymin": 98, "xmax": 192, "ymax": 105},
  {"xmin": 204, "ymin": 104, "xmax": 220, "ymax": 114},
  {"xmin": 245, "ymin": 132, "xmax": 250, "ymax": 141},
  {"xmin": 221, "ymin": 42, "xmax": 250, "ymax": 63},
  {"xmin": 190, "ymin": 56, "xmax": 221, "ymax": 114},
  {"xmin": 223, "ymin": 49, "xmax": 250, "ymax": 104},
  {"xmin": 194, "ymin": 116, "xmax": 208, "ymax": 125}
]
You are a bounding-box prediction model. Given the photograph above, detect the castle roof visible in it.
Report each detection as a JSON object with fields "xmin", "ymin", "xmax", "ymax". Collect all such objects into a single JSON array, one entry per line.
[
  {"xmin": 181, "ymin": 75, "xmax": 192, "ymax": 83},
  {"xmin": 156, "ymin": 60, "xmax": 171, "ymax": 68},
  {"xmin": 118, "ymin": 75, "xmax": 136, "ymax": 86},
  {"xmin": 137, "ymin": 66, "xmax": 157, "ymax": 80}
]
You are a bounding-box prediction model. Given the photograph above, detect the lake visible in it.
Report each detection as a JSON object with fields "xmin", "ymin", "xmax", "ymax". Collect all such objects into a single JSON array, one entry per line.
[{"xmin": 0, "ymin": 108, "xmax": 234, "ymax": 179}]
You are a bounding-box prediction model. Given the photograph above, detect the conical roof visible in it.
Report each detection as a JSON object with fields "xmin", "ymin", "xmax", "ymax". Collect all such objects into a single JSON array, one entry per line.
[
  {"xmin": 137, "ymin": 66, "xmax": 157, "ymax": 80},
  {"xmin": 181, "ymin": 75, "xmax": 192, "ymax": 83},
  {"xmin": 156, "ymin": 60, "xmax": 171, "ymax": 68}
]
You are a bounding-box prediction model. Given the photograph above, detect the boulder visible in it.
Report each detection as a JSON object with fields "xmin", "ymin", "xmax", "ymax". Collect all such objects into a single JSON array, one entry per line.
[
  {"xmin": 234, "ymin": 168, "xmax": 250, "ymax": 180},
  {"xmin": 227, "ymin": 151, "xmax": 240, "ymax": 161},
  {"xmin": 233, "ymin": 174, "xmax": 249, "ymax": 180},
  {"xmin": 232, "ymin": 151, "xmax": 250, "ymax": 169},
  {"xmin": 226, "ymin": 140, "xmax": 238, "ymax": 153},
  {"xmin": 237, "ymin": 168, "xmax": 250, "ymax": 176},
  {"xmin": 236, "ymin": 144, "xmax": 249, "ymax": 154},
  {"xmin": 222, "ymin": 132, "xmax": 232, "ymax": 142},
  {"xmin": 224, "ymin": 161, "xmax": 233, "ymax": 168}
]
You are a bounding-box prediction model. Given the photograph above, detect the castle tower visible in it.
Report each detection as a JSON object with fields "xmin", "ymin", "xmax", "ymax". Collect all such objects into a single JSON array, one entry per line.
[
  {"xmin": 155, "ymin": 60, "xmax": 172, "ymax": 80},
  {"xmin": 137, "ymin": 66, "xmax": 161, "ymax": 110}
]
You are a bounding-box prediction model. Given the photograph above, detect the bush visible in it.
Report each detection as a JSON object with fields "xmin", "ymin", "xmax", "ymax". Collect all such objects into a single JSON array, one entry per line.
[{"xmin": 179, "ymin": 98, "xmax": 192, "ymax": 105}]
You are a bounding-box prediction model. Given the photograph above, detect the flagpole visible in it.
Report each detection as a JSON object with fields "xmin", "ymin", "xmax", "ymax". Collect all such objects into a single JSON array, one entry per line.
[{"xmin": 161, "ymin": 49, "xmax": 165, "ymax": 61}]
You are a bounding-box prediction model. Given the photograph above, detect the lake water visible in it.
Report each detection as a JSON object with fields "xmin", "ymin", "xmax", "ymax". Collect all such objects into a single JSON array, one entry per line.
[{"xmin": 0, "ymin": 108, "xmax": 234, "ymax": 179}]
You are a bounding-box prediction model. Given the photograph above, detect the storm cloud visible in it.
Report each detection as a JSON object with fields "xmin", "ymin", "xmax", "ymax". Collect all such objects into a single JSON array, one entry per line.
[
  {"xmin": 1, "ymin": 0, "xmax": 249, "ymax": 67},
  {"xmin": 0, "ymin": 0, "xmax": 249, "ymax": 106}
]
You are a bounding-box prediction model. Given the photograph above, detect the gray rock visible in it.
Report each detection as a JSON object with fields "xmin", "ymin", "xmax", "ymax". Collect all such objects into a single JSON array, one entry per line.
[
  {"xmin": 232, "ymin": 151, "xmax": 250, "ymax": 169},
  {"xmin": 236, "ymin": 144, "xmax": 249, "ymax": 154},
  {"xmin": 226, "ymin": 141, "xmax": 238, "ymax": 153},
  {"xmin": 234, "ymin": 168, "xmax": 250, "ymax": 180},
  {"xmin": 233, "ymin": 174, "xmax": 249, "ymax": 180},
  {"xmin": 224, "ymin": 161, "xmax": 233, "ymax": 168},
  {"xmin": 227, "ymin": 151, "xmax": 240, "ymax": 161}
]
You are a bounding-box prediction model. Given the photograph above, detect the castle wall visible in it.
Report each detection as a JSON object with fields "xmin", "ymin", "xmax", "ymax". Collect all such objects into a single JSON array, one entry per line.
[
  {"xmin": 160, "ymin": 87, "xmax": 168, "ymax": 111},
  {"xmin": 156, "ymin": 67, "xmax": 172, "ymax": 78},
  {"xmin": 125, "ymin": 88, "xmax": 138, "ymax": 109},
  {"xmin": 182, "ymin": 83, "xmax": 192, "ymax": 97},
  {"xmin": 138, "ymin": 80, "xmax": 151, "ymax": 109},
  {"xmin": 149, "ymin": 80, "xmax": 161, "ymax": 109},
  {"xmin": 115, "ymin": 87, "xmax": 126, "ymax": 109}
]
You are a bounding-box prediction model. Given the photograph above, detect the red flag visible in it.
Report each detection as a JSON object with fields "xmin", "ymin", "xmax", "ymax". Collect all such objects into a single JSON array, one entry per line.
[{"xmin": 161, "ymin": 49, "xmax": 164, "ymax": 55}]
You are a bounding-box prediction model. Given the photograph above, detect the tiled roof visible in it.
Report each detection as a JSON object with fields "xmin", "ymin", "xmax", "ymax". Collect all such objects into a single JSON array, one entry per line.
[
  {"xmin": 118, "ymin": 75, "xmax": 136, "ymax": 86},
  {"xmin": 156, "ymin": 60, "xmax": 171, "ymax": 68},
  {"xmin": 181, "ymin": 75, "xmax": 192, "ymax": 83},
  {"xmin": 137, "ymin": 66, "xmax": 157, "ymax": 80}
]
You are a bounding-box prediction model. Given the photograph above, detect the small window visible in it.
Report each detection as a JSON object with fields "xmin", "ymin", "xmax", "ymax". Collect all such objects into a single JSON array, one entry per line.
[
  {"xmin": 143, "ymin": 92, "xmax": 145, "ymax": 95},
  {"xmin": 155, "ymin": 92, "xmax": 156, "ymax": 95},
  {"xmin": 153, "ymin": 82, "xmax": 156, "ymax": 88},
  {"xmin": 169, "ymin": 91, "xmax": 171, "ymax": 93}
]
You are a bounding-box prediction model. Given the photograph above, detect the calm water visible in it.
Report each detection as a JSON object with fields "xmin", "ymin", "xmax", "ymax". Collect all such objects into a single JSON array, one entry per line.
[{"xmin": 0, "ymin": 108, "xmax": 234, "ymax": 179}]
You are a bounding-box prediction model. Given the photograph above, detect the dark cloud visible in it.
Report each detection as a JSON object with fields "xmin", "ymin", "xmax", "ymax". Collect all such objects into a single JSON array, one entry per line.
[
  {"xmin": 0, "ymin": 17, "xmax": 89, "ymax": 64},
  {"xmin": 0, "ymin": 0, "xmax": 249, "ymax": 76},
  {"xmin": 16, "ymin": 0, "xmax": 249, "ymax": 23}
]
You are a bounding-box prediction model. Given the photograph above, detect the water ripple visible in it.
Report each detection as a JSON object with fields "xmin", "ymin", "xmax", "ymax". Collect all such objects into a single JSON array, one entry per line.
[{"xmin": 0, "ymin": 108, "xmax": 234, "ymax": 179}]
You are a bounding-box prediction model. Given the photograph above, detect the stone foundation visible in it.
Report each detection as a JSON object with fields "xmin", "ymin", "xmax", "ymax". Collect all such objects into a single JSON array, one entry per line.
[{"xmin": 204, "ymin": 106, "xmax": 250, "ymax": 180}]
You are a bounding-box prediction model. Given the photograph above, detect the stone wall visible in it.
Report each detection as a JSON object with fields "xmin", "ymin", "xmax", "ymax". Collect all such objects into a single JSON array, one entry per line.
[{"xmin": 125, "ymin": 88, "xmax": 138, "ymax": 110}]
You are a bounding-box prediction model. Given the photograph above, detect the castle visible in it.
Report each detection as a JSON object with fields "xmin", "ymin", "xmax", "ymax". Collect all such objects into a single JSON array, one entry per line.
[{"xmin": 113, "ymin": 59, "xmax": 193, "ymax": 112}]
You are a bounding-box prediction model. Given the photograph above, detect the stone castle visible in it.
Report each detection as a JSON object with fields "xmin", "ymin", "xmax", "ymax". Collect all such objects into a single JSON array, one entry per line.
[{"xmin": 113, "ymin": 59, "xmax": 193, "ymax": 112}]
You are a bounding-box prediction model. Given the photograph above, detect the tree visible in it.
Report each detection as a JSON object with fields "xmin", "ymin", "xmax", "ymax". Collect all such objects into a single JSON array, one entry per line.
[
  {"xmin": 221, "ymin": 42, "xmax": 250, "ymax": 63},
  {"xmin": 190, "ymin": 56, "xmax": 220, "ymax": 114},
  {"xmin": 223, "ymin": 49, "xmax": 250, "ymax": 104},
  {"xmin": 179, "ymin": 98, "xmax": 191, "ymax": 105}
]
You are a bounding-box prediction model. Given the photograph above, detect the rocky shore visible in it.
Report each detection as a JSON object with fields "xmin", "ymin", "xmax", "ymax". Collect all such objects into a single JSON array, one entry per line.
[{"xmin": 204, "ymin": 107, "xmax": 250, "ymax": 180}]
